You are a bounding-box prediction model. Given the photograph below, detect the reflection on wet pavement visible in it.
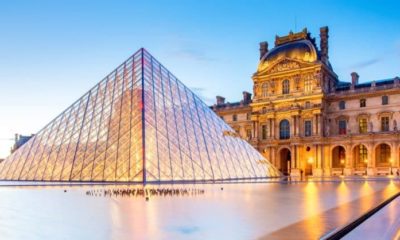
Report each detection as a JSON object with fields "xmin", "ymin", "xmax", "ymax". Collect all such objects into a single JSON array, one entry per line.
[
  {"xmin": 261, "ymin": 181, "xmax": 400, "ymax": 240},
  {"xmin": 0, "ymin": 180, "xmax": 398, "ymax": 240}
]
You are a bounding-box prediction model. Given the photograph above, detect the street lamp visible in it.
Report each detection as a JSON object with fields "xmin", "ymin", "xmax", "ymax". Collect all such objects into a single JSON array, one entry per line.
[
  {"xmin": 340, "ymin": 158, "xmax": 345, "ymax": 175},
  {"xmin": 308, "ymin": 157, "xmax": 313, "ymax": 176},
  {"xmin": 364, "ymin": 159, "xmax": 368, "ymax": 175}
]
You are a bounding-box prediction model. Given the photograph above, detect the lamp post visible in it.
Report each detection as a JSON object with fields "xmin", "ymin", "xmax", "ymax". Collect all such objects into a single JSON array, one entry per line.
[
  {"xmin": 364, "ymin": 159, "xmax": 368, "ymax": 176},
  {"xmin": 307, "ymin": 157, "xmax": 314, "ymax": 176},
  {"xmin": 340, "ymin": 158, "xmax": 345, "ymax": 175}
]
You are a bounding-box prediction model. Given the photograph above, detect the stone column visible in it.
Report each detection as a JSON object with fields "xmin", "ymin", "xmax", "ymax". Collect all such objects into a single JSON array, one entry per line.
[
  {"xmin": 313, "ymin": 144, "xmax": 323, "ymax": 177},
  {"xmin": 344, "ymin": 145, "xmax": 354, "ymax": 176},
  {"xmin": 290, "ymin": 116, "xmax": 295, "ymax": 137},
  {"xmin": 390, "ymin": 142, "xmax": 396, "ymax": 175},
  {"xmin": 290, "ymin": 145, "xmax": 301, "ymax": 177},
  {"xmin": 312, "ymin": 114, "xmax": 317, "ymax": 135},
  {"xmin": 394, "ymin": 143, "xmax": 399, "ymax": 172},
  {"xmin": 318, "ymin": 114, "xmax": 323, "ymax": 136},
  {"xmin": 367, "ymin": 144, "xmax": 375, "ymax": 176},
  {"xmin": 271, "ymin": 118, "xmax": 275, "ymax": 139},
  {"xmin": 253, "ymin": 121, "xmax": 258, "ymax": 140}
]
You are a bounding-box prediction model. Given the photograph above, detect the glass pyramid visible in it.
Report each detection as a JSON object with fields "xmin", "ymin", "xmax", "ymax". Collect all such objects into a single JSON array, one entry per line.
[{"xmin": 0, "ymin": 48, "xmax": 280, "ymax": 183}]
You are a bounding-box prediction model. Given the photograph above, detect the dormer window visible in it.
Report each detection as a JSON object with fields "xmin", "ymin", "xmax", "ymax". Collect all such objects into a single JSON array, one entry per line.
[
  {"xmin": 360, "ymin": 99, "xmax": 366, "ymax": 108},
  {"xmin": 382, "ymin": 96, "xmax": 389, "ymax": 105},
  {"xmin": 339, "ymin": 101, "xmax": 346, "ymax": 110},
  {"xmin": 305, "ymin": 101, "xmax": 311, "ymax": 108}
]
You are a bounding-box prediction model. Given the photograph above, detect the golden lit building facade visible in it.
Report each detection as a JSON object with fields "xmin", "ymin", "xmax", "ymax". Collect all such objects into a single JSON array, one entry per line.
[{"xmin": 212, "ymin": 27, "xmax": 400, "ymax": 177}]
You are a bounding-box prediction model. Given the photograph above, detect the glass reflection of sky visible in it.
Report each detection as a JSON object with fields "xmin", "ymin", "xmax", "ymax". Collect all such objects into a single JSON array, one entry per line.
[{"xmin": 0, "ymin": 181, "xmax": 398, "ymax": 240}]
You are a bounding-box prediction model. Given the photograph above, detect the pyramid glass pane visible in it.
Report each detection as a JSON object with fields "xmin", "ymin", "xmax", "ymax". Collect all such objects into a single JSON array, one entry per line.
[{"xmin": 0, "ymin": 48, "xmax": 280, "ymax": 183}]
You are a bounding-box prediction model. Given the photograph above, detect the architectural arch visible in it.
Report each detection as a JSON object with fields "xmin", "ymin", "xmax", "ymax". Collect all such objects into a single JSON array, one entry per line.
[
  {"xmin": 352, "ymin": 144, "xmax": 368, "ymax": 169},
  {"xmin": 375, "ymin": 143, "xmax": 391, "ymax": 167},
  {"xmin": 331, "ymin": 145, "xmax": 346, "ymax": 169},
  {"xmin": 278, "ymin": 147, "xmax": 291, "ymax": 175}
]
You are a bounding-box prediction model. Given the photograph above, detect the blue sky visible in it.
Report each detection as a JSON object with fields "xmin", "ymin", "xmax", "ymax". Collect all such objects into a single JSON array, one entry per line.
[{"xmin": 0, "ymin": 0, "xmax": 399, "ymax": 158}]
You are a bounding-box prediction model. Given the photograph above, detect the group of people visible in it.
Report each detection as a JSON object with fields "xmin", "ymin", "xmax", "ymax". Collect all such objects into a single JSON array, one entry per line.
[{"xmin": 85, "ymin": 187, "xmax": 205, "ymax": 198}]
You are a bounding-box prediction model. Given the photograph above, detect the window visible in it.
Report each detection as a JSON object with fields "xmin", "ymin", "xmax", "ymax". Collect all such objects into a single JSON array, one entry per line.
[
  {"xmin": 359, "ymin": 118, "xmax": 368, "ymax": 133},
  {"xmin": 382, "ymin": 96, "xmax": 389, "ymax": 105},
  {"xmin": 360, "ymin": 99, "xmax": 366, "ymax": 108},
  {"xmin": 279, "ymin": 119, "xmax": 290, "ymax": 139},
  {"xmin": 246, "ymin": 129, "xmax": 252, "ymax": 139},
  {"xmin": 339, "ymin": 120, "xmax": 347, "ymax": 135},
  {"xmin": 305, "ymin": 101, "xmax": 311, "ymax": 108},
  {"xmin": 232, "ymin": 114, "xmax": 237, "ymax": 121},
  {"xmin": 262, "ymin": 107, "xmax": 267, "ymax": 114},
  {"xmin": 359, "ymin": 145, "xmax": 368, "ymax": 163},
  {"xmin": 304, "ymin": 78, "xmax": 312, "ymax": 93},
  {"xmin": 262, "ymin": 83, "xmax": 268, "ymax": 97},
  {"xmin": 379, "ymin": 144, "xmax": 391, "ymax": 163},
  {"xmin": 381, "ymin": 116, "xmax": 389, "ymax": 131},
  {"xmin": 339, "ymin": 101, "xmax": 346, "ymax": 110},
  {"xmin": 261, "ymin": 125, "xmax": 268, "ymax": 140},
  {"xmin": 304, "ymin": 120, "xmax": 312, "ymax": 137},
  {"xmin": 246, "ymin": 113, "xmax": 251, "ymax": 120},
  {"xmin": 282, "ymin": 80, "xmax": 290, "ymax": 94}
]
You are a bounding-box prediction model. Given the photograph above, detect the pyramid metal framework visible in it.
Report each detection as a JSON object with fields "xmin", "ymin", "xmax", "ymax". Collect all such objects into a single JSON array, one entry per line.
[{"xmin": 0, "ymin": 49, "xmax": 280, "ymax": 183}]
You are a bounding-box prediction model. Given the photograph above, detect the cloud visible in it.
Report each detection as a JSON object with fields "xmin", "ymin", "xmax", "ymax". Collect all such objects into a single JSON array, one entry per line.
[
  {"xmin": 350, "ymin": 58, "xmax": 381, "ymax": 69},
  {"xmin": 190, "ymin": 87, "xmax": 214, "ymax": 104},
  {"xmin": 171, "ymin": 47, "xmax": 217, "ymax": 62}
]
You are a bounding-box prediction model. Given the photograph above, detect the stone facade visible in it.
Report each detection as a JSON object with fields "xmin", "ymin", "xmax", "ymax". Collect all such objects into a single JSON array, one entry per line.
[{"xmin": 211, "ymin": 27, "xmax": 400, "ymax": 177}]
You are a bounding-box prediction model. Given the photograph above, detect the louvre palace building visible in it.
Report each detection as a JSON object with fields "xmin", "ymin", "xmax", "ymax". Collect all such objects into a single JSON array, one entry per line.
[{"xmin": 212, "ymin": 27, "xmax": 400, "ymax": 177}]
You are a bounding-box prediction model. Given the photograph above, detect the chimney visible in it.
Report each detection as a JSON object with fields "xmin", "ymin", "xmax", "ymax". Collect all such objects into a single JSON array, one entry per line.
[
  {"xmin": 320, "ymin": 26, "xmax": 329, "ymax": 63},
  {"xmin": 216, "ymin": 96, "xmax": 225, "ymax": 106},
  {"xmin": 242, "ymin": 91, "xmax": 252, "ymax": 104},
  {"xmin": 259, "ymin": 41, "xmax": 268, "ymax": 59},
  {"xmin": 351, "ymin": 72, "xmax": 359, "ymax": 85}
]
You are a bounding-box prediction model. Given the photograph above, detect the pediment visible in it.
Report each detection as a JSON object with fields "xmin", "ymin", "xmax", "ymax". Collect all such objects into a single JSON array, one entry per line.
[{"xmin": 257, "ymin": 57, "xmax": 316, "ymax": 75}]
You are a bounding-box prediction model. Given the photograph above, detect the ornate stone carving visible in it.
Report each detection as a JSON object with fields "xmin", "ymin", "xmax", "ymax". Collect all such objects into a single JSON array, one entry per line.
[{"xmin": 268, "ymin": 60, "xmax": 300, "ymax": 73}]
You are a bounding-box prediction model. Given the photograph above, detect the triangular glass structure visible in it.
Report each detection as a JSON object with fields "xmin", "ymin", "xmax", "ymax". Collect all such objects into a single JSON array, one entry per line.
[{"xmin": 0, "ymin": 49, "xmax": 280, "ymax": 183}]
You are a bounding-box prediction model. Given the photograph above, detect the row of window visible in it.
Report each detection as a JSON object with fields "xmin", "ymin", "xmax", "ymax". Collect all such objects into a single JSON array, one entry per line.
[
  {"xmin": 223, "ymin": 113, "xmax": 252, "ymax": 122},
  {"xmin": 269, "ymin": 116, "xmax": 392, "ymax": 140},
  {"xmin": 259, "ymin": 119, "xmax": 313, "ymax": 140},
  {"xmin": 338, "ymin": 116, "xmax": 390, "ymax": 135},
  {"xmin": 339, "ymin": 96, "xmax": 389, "ymax": 110},
  {"xmin": 260, "ymin": 78, "xmax": 313, "ymax": 97}
]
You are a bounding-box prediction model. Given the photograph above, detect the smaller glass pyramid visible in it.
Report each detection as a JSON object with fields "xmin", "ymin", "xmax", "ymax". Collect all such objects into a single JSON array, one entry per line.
[{"xmin": 0, "ymin": 48, "xmax": 281, "ymax": 183}]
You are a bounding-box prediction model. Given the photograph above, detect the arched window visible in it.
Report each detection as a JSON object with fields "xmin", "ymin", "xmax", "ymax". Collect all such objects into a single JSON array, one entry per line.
[
  {"xmin": 279, "ymin": 119, "xmax": 290, "ymax": 139},
  {"xmin": 282, "ymin": 80, "xmax": 290, "ymax": 94},
  {"xmin": 376, "ymin": 143, "xmax": 391, "ymax": 166},
  {"xmin": 262, "ymin": 83, "xmax": 268, "ymax": 97}
]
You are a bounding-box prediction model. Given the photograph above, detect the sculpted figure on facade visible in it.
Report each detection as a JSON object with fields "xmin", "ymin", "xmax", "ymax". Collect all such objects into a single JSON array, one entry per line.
[
  {"xmin": 369, "ymin": 121, "xmax": 373, "ymax": 133},
  {"xmin": 253, "ymin": 84, "xmax": 258, "ymax": 97},
  {"xmin": 324, "ymin": 121, "xmax": 330, "ymax": 136},
  {"xmin": 394, "ymin": 119, "xmax": 397, "ymax": 131}
]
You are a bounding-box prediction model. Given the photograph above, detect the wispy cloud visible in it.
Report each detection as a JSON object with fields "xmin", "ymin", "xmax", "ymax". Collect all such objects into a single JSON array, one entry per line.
[
  {"xmin": 350, "ymin": 58, "xmax": 380, "ymax": 69},
  {"xmin": 161, "ymin": 34, "xmax": 218, "ymax": 63},
  {"xmin": 170, "ymin": 47, "xmax": 217, "ymax": 62},
  {"xmin": 190, "ymin": 87, "xmax": 214, "ymax": 104}
]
